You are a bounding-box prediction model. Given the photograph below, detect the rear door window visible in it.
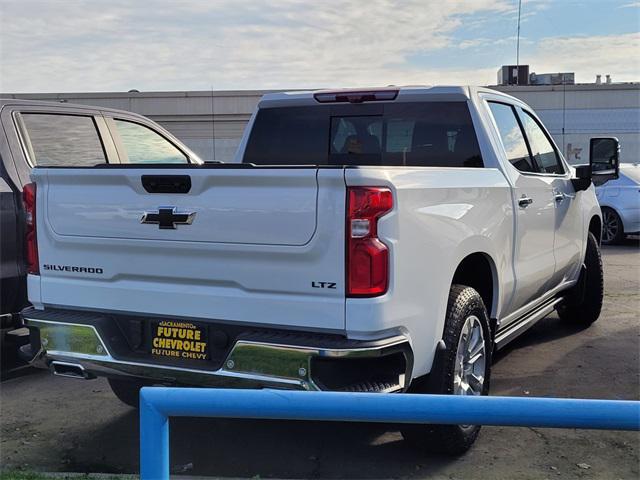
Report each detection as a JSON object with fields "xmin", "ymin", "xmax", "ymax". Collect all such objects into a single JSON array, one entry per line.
[
  {"xmin": 112, "ymin": 119, "xmax": 189, "ymax": 164},
  {"xmin": 487, "ymin": 102, "xmax": 536, "ymax": 173},
  {"xmin": 244, "ymin": 102, "xmax": 483, "ymax": 167},
  {"xmin": 19, "ymin": 113, "xmax": 107, "ymax": 167}
]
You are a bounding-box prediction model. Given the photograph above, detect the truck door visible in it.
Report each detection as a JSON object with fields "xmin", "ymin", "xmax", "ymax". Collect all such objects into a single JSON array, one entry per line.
[
  {"xmin": 516, "ymin": 108, "xmax": 582, "ymax": 287},
  {"xmin": 487, "ymin": 101, "xmax": 556, "ymax": 318}
]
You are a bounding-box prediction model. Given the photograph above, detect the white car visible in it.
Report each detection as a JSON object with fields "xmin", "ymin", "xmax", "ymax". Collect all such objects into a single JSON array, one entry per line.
[
  {"xmin": 596, "ymin": 163, "xmax": 640, "ymax": 244},
  {"xmin": 9, "ymin": 87, "xmax": 619, "ymax": 454}
]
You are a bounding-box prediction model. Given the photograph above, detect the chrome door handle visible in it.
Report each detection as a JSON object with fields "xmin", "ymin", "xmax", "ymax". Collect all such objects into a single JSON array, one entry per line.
[
  {"xmin": 518, "ymin": 196, "xmax": 533, "ymax": 208},
  {"xmin": 554, "ymin": 192, "xmax": 565, "ymax": 203}
]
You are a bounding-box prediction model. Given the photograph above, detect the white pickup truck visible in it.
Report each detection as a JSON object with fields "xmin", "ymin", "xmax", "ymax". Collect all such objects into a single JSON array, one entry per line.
[{"xmin": 18, "ymin": 87, "xmax": 619, "ymax": 453}]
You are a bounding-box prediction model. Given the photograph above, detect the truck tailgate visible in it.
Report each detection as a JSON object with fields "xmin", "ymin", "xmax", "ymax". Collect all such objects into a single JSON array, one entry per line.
[{"xmin": 31, "ymin": 167, "xmax": 346, "ymax": 331}]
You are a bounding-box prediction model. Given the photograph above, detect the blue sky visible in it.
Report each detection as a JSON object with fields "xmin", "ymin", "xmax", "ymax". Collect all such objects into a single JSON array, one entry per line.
[
  {"xmin": 414, "ymin": 1, "xmax": 639, "ymax": 70},
  {"xmin": 0, "ymin": 0, "xmax": 638, "ymax": 92}
]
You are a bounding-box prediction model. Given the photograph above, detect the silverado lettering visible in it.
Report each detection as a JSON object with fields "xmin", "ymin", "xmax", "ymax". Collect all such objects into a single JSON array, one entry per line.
[{"xmin": 43, "ymin": 264, "xmax": 104, "ymax": 274}]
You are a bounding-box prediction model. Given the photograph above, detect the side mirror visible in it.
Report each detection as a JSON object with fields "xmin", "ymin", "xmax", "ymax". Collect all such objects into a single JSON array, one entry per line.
[
  {"xmin": 590, "ymin": 137, "xmax": 620, "ymax": 186},
  {"xmin": 572, "ymin": 137, "xmax": 620, "ymax": 191}
]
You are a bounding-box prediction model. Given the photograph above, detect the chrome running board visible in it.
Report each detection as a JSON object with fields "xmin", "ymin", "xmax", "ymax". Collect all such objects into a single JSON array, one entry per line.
[{"xmin": 495, "ymin": 297, "xmax": 564, "ymax": 350}]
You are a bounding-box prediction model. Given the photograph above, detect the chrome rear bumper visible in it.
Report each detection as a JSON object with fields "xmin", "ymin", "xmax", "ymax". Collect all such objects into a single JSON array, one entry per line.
[{"xmin": 23, "ymin": 313, "xmax": 412, "ymax": 392}]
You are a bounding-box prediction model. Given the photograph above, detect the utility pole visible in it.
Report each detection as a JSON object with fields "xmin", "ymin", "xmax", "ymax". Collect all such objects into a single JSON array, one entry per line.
[
  {"xmin": 516, "ymin": 0, "xmax": 522, "ymax": 85},
  {"xmin": 211, "ymin": 86, "xmax": 216, "ymax": 162}
]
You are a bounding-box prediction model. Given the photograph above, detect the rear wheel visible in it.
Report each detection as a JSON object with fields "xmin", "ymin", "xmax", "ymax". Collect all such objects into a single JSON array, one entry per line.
[
  {"xmin": 557, "ymin": 232, "xmax": 603, "ymax": 326},
  {"xmin": 108, "ymin": 378, "xmax": 147, "ymax": 408},
  {"xmin": 401, "ymin": 285, "xmax": 492, "ymax": 455},
  {"xmin": 601, "ymin": 207, "xmax": 625, "ymax": 245}
]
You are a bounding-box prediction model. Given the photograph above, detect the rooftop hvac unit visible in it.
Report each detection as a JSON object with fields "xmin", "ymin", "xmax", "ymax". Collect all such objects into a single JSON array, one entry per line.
[
  {"xmin": 529, "ymin": 72, "xmax": 575, "ymax": 85},
  {"xmin": 497, "ymin": 65, "xmax": 530, "ymax": 85}
]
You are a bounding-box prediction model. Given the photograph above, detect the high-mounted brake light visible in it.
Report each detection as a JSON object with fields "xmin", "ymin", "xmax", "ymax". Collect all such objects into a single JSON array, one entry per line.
[
  {"xmin": 346, "ymin": 187, "xmax": 393, "ymax": 297},
  {"xmin": 314, "ymin": 89, "xmax": 398, "ymax": 104},
  {"xmin": 22, "ymin": 183, "xmax": 39, "ymax": 275}
]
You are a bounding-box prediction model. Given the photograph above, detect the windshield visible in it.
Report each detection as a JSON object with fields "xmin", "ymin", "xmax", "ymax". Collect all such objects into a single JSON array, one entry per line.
[
  {"xmin": 243, "ymin": 102, "xmax": 483, "ymax": 168},
  {"xmin": 621, "ymin": 165, "xmax": 640, "ymax": 184}
]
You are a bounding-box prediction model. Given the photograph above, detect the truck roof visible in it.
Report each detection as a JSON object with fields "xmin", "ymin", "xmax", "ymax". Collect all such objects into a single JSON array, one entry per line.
[
  {"xmin": 259, "ymin": 85, "xmax": 519, "ymax": 107},
  {"xmin": 0, "ymin": 97, "xmax": 147, "ymax": 118}
]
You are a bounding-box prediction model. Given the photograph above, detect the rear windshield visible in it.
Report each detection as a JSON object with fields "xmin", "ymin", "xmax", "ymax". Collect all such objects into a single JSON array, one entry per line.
[{"xmin": 243, "ymin": 102, "xmax": 483, "ymax": 167}]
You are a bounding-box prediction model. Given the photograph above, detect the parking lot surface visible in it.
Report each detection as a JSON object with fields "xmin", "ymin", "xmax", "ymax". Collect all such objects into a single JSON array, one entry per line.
[{"xmin": 1, "ymin": 241, "xmax": 638, "ymax": 479}]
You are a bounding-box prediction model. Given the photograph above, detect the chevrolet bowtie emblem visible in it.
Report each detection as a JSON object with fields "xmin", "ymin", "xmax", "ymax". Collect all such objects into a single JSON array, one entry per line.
[{"xmin": 140, "ymin": 207, "xmax": 196, "ymax": 229}]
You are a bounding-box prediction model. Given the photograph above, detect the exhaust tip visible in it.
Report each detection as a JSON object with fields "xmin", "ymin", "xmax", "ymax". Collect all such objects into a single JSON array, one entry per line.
[{"xmin": 50, "ymin": 361, "xmax": 94, "ymax": 379}]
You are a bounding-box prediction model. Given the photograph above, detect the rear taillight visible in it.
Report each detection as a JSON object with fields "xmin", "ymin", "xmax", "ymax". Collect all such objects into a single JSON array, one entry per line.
[
  {"xmin": 346, "ymin": 187, "xmax": 393, "ymax": 297},
  {"xmin": 22, "ymin": 183, "xmax": 39, "ymax": 275}
]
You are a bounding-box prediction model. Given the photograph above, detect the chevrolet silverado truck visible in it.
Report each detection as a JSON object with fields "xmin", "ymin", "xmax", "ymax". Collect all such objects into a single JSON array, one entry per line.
[
  {"xmin": 0, "ymin": 98, "xmax": 202, "ymax": 367},
  {"xmin": 16, "ymin": 87, "xmax": 619, "ymax": 453}
]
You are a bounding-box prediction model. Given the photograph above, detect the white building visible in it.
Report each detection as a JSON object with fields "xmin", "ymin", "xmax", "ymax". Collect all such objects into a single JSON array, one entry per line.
[{"xmin": 3, "ymin": 82, "xmax": 638, "ymax": 164}]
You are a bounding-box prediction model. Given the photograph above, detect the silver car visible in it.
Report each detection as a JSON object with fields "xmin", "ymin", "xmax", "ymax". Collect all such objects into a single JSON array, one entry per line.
[{"xmin": 596, "ymin": 163, "xmax": 640, "ymax": 244}]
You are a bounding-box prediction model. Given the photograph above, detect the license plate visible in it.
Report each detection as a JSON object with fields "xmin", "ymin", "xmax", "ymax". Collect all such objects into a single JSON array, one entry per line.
[{"xmin": 151, "ymin": 320, "xmax": 208, "ymax": 361}]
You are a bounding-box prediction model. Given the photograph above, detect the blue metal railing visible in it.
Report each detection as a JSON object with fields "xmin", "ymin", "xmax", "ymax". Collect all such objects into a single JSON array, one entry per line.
[{"xmin": 139, "ymin": 387, "xmax": 640, "ymax": 479}]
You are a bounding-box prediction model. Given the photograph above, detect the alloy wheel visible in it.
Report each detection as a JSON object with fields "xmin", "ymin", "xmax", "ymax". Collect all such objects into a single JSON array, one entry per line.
[
  {"xmin": 602, "ymin": 209, "xmax": 620, "ymax": 244},
  {"xmin": 453, "ymin": 315, "xmax": 486, "ymax": 396}
]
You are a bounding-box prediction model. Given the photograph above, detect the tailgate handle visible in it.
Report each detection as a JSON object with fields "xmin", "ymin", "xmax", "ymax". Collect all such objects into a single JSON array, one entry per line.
[{"xmin": 142, "ymin": 175, "xmax": 191, "ymax": 194}]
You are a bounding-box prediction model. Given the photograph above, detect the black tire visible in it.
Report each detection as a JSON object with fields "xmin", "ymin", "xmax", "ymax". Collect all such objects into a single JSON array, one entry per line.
[
  {"xmin": 557, "ymin": 232, "xmax": 603, "ymax": 326},
  {"xmin": 601, "ymin": 207, "xmax": 625, "ymax": 245},
  {"xmin": 401, "ymin": 285, "xmax": 492, "ymax": 455},
  {"xmin": 108, "ymin": 378, "xmax": 147, "ymax": 408}
]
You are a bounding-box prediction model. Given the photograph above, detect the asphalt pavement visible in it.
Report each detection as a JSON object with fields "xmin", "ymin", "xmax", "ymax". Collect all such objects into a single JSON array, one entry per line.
[{"xmin": 1, "ymin": 240, "xmax": 638, "ymax": 479}]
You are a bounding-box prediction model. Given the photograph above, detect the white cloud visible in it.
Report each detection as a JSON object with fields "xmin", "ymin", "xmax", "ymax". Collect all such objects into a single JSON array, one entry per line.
[
  {"xmin": 525, "ymin": 32, "xmax": 640, "ymax": 83},
  {"xmin": 0, "ymin": 0, "xmax": 512, "ymax": 91},
  {"xmin": 458, "ymin": 38, "xmax": 490, "ymax": 49}
]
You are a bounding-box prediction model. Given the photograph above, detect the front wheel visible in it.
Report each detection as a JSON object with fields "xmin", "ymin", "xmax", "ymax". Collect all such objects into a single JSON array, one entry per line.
[
  {"xmin": 557, "ymin": 231, "xmax": 603, "ymax": 326},
  {"xmin": 401, "ymin": 284, "xmax": 492, "ymax": 455}
]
